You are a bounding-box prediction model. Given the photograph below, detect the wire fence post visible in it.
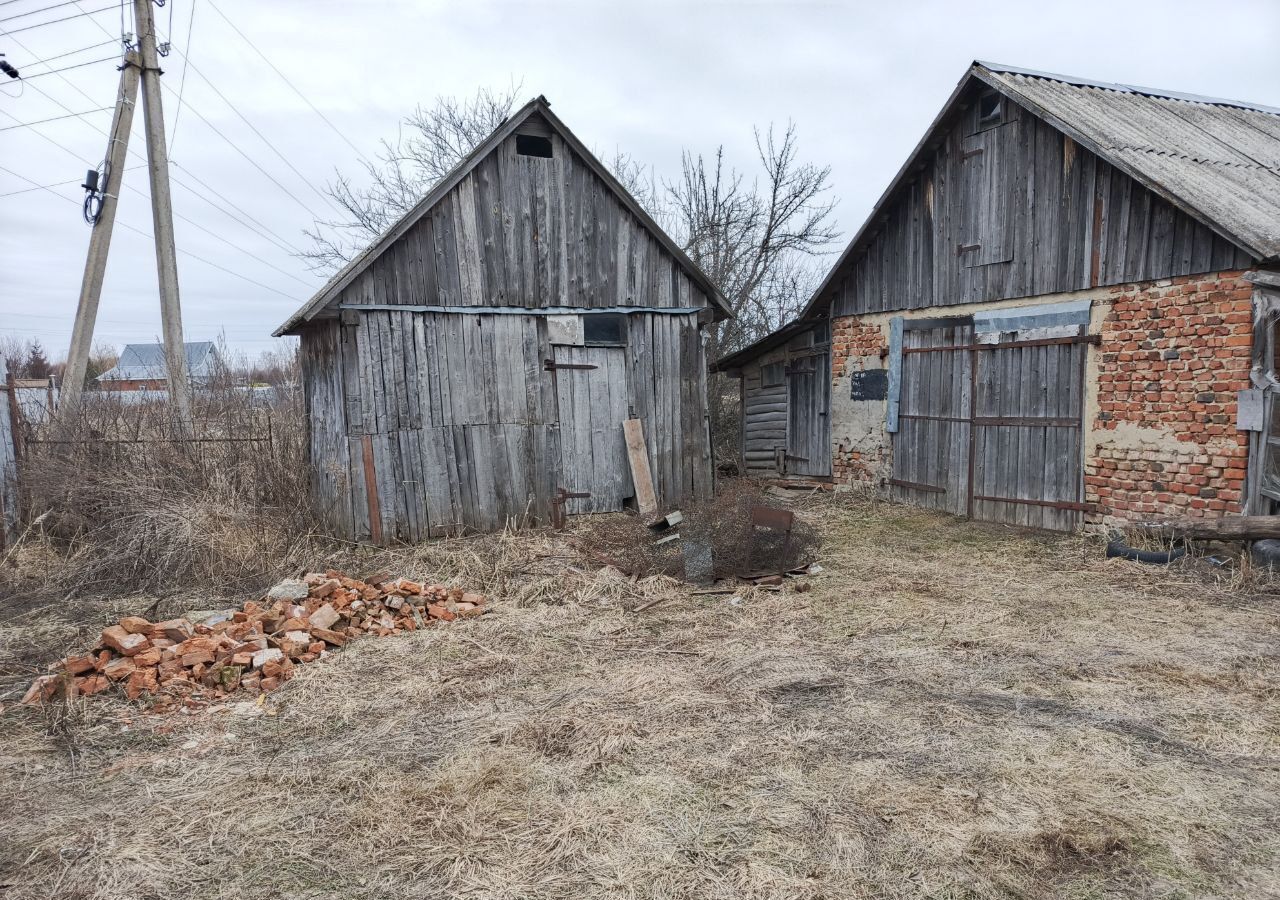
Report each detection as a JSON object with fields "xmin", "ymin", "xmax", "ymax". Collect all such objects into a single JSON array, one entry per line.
[{"xmin": 0, "ymin": 359, "xmax": 20, "ymax": 550}]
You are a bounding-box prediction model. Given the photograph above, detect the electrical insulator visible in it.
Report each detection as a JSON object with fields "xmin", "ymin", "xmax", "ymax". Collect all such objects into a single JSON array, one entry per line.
[{"xmin": 0, "ymin": 61, "xmax": 18, "ymax": 79}]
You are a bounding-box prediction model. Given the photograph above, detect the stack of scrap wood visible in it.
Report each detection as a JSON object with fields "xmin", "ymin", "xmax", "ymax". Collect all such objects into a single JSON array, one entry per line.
[{"xmin": 23, "ymin": 571, "xmax": 487, "ymax": 710}]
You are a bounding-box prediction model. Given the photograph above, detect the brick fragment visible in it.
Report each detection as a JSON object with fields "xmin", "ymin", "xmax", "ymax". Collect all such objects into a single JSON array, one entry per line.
[{"xmin": 101, "ymin": 625, "xmax": 150, "ymax": 657}]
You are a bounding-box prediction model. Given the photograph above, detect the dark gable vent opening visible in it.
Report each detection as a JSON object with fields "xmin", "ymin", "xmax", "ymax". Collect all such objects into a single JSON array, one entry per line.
[
  {"xmin": 516, "ymin": 134, "xmax": 554, "ymax": 158},
  {"xmin": 977, "ymin": 91, "xmax": 1002, "ymax": 126}
]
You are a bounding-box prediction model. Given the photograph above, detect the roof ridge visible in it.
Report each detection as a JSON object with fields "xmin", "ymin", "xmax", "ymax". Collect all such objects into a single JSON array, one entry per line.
[{"xmin": 976, "ymin": 60, "xmax": 1280, "ymax": 117}]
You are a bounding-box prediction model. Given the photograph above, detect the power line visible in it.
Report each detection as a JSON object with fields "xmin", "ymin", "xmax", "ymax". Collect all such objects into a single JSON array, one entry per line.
[
  {"xmin": 0, "ymin": 105, "xmax": 111, "ymax": 129},
  {"xmin": 167, "ymin": 0, "xmax": 194, "ymax": 150},
  {"xmin": 1, "ymin": 108, "xmax": 314, "ymax": 289},
  {"xmin": 2, "ymin": 52, "xmax": 118, "ymax": 79},
  {"xmin": 0, "ymin": 0, "xmax": 98, "ymax": 23},
  {"xmin": 13, "ymin": 64, "xmax": 312, "ymax": 258},
  {"xmin": 0, "ymin": 162, "xmax": 303, "ymax": 301},
  {"xmin": 167, "ymin": 46, "xmax": 339, "ymax": 215},
  {"xmin": 2, "ymin": 3, "xmax": 116, "ymax": 35},
  {"xmin": 10, "ymin": 37, "xmax": 117, "ymax": 67},
  {"xmin": 158, "ymin": 80, "xmax": 325, "ymax": 220},
  {"xmin": 204, "ymin": 0, "xmax": 375, "ymax": 168}
]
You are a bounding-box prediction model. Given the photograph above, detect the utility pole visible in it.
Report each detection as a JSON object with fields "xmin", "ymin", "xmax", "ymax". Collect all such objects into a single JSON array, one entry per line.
[
  {"xmin": 132, "ymin": 0, "xmax": 193, "ymax": 431},
  {"xmin": 61, "ymin": 51, "xmax": 141, "ymax": 416}
]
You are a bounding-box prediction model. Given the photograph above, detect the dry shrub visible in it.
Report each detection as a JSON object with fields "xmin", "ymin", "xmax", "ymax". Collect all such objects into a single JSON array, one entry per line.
[
  {"xmin": 3, "ymin": 386, "xmax": 314, "ymax": 602},
  {"xmin": 576, "ymin": 479, "xmax": 821, "ymax": 579}
]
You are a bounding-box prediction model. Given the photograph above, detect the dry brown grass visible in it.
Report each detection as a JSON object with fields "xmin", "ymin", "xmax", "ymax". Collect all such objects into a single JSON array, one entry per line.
[{"xmin": 2, "ymin": 495, "xmax": 1279, "ymax": 899}]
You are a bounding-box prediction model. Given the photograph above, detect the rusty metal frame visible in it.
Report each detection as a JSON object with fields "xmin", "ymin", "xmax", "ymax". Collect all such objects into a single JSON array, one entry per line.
[
  {"xmin": 903, "ymin": 333, "xmax": 1101, "ymax": 355},
  {"xmin": 972, "ymin": 494, "xmax": 1091, "ymax": 512},
  {"xmin": 550, "ymin": 486, "xmax": 591, "ymax": 530},
  {"xmin": 889, "ymin": 477, "xmax": 946, "ymax": 494}
]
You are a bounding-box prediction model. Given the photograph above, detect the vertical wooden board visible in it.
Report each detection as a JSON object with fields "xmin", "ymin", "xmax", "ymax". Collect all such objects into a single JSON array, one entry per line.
[
  {"xmin": 610, "ymin": 347, "xmax": 634, "ymax": 504},
  {"xmin": 453, "ymin": 174, "xmax": 483, "ymax": 305},
  {"xmin": 394, "ymin": 428, "xmax": 415, "ymax": 542},
  {"xmin": 523, "ymin": 316, "xmax": 547, "ymax": 424},
  {"xmin": 554, "ymin": 135, "xmax": 570, "ymax": 305},
  {"xmin": 478, "ymin": 316, "xmax": 500, "ymax": 423},
  {"xmin": 415, "ymin": 216, "xmax": 439, "ymax": 304},
  {"xmin": 355, "ymin": 316, "xmax": 380, "ymax": 435},
  {"xmin": 412, "ymin": 314, "xmax": 439, "ymax": 428},
  {"xmin": 496, "ymin": 138, "xmax": 523, "ymax": 307},
  {"xmin": 485, "ymin": 422, "xmax": 513, "ymax": 526},
  {"xmin": 663, "ymin": 315, "xmax": 682, "ymax": 505},
  {"xmin": 419, "ymin": 426, "xmax": 449, "ymax": 534},
  {"xmin": 339, "ymin": 323, "xmax": 363, "ymax": 436},
  {"xmin": 346, "ymin": 436, "xmax": 370, "ymax": 541},
  {"xmin": 431, "ymin": 198, "xmax": 462, "ymax": 307},
  {"xmin": 505, "ymin": 424, "xmax": 535, "ymax": 525},
  {"xmin": 474, "ymin": 155, "xmax": 507, "ymax": 304},
  {"xmin": 447, "ymin": 425, "xmax": 477, "ymax": 531},
  {"xmin": 384, "ymin": 311, "xmax": 407, "ymax": 429}
]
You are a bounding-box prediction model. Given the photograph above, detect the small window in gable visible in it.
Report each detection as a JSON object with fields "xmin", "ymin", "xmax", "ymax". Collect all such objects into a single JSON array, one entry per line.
[
  {"xmin": 583, "ymin": 313, "xmax": 626, "ymax": 346},
  {"xmin": 761, "ymin": 362, "xmax": 785, "ymax": 388},
  {"xmin": 977, "ymin": 91, "xmax": 1003, "ymax": 128},
  {"xmin": 516, "ymin": 134, "xmax": 553, "ymax": 158}
]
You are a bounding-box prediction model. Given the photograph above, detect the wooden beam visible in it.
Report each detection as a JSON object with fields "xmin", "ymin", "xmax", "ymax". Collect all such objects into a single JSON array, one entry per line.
[
  {"xmin": 1134, "ymin": 516, "xmax": 1280, "ymax": 542},
  {"xmin": 623, "ymin": 418, "xmax": 658, "ymax": 516}
]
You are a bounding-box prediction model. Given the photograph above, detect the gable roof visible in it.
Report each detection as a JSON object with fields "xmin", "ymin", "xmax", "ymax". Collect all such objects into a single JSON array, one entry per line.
[
  {"xmin": 797, "ymin": 60, "xmax": 1280, "ymax": 322},
  {"xmin": 710, "ymin": 319, "xmax": 816, "ymax": 374},
  {"xmin": 275, "ymin": 96, "xmax": 731, "ymax": 336},
  {"xmin": 97, "ymin": 342, "xmax": 220, "ymax": 382}
]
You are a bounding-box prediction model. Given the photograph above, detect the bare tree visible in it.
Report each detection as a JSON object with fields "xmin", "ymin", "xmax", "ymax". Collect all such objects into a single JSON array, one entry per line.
[
  {"xmin": 302, "ymin": 85, "xmax": 522, "ymax": 272},
  {"xmin": 662, "ymin": 124, "xmax": 840, "ymax": 461},
  {"xmin": 666, "ymin": 124, "xmax": 838, "ymax": 360}
]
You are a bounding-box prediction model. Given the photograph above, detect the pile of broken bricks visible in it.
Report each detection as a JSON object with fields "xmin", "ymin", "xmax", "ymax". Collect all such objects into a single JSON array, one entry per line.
[{"xmin": 23, "ymin": 571, "xmax": 487, "ymax": 710}]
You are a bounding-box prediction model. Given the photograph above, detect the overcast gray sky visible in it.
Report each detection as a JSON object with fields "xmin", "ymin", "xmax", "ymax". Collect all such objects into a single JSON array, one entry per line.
[{"xmin": 3, "ymin": 0, "xmax": 1279, "ymax": 360}]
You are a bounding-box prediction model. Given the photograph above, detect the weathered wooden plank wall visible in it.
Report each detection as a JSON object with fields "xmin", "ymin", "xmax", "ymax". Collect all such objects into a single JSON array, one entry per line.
[
  {"xmin": 330, "ymin": 120, "xmax": 712, "ymax": 316},
  {"xmin": 825, "ymin": 95, "xmax": 1253, "ymax": 318},
  {"xmin": 741, "ymin": 347, "xmax": 789, "ymax": 476},
  {"xmin": 298, "ymin": 114, "xmax": 717, "ymax": 541},
  {"xmin": 738, "ymin": 323, "xmax": 833, "ymax": 478},
  {"xmin": 307, "ymin": 309, "xmax": 709, "ymax": 540}
]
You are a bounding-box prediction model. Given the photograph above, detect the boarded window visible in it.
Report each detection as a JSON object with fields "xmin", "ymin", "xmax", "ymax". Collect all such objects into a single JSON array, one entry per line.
[
  {"xmin": 761, "ymin": 362, "xmax": 784, "ymax": 388},
  {"xmin": 959, "ymin": 121, "xmax": 1016, "ymax": 267},
  {"xmin": 583, "ymin": 313, "xmax": 626, "ymax": 346}
]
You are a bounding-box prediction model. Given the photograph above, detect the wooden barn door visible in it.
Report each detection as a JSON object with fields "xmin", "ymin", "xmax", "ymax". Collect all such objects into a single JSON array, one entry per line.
[
  {"xmin": 969, "ymin": 334, "xmax": 1091, "ymax": 530},
  {"xmin": 786, "ymin": 350, "xmax": 831, "ymax": 477},
  {"xmin": 889, "ymin": 318, "xmax": 974, "ymax": 516},
  {"xmin": 552, "ymin": 345, "xmax": 632, "ymax": 514},
  {"xmin": 890, "ymin": 316, "xmax": 1094, "ymax": 530}
]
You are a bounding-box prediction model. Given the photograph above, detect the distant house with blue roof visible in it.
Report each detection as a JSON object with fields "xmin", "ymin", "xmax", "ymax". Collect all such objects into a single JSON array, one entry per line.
[{"xmin": 96, "ymin": 342, "xmax": 225, "ymax": 392}]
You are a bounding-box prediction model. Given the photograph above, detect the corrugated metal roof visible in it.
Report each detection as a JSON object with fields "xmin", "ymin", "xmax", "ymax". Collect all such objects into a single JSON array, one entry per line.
[
  {"xmin": 97, "ymin": 341, "xmax": 220, "ymax": 382},
  {"xmin": 977, "ymin": 62, "xmax": 1280, "ymax": 260}
]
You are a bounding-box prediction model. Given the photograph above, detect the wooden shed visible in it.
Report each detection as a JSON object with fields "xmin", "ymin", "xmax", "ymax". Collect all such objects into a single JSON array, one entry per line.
[
  {"xmin": 717, "ymin": 62, "xmax": 1280, "ymax": 530},
  {"xmin": 276, "ymin": 97, "xmax": 731, "ymax": 541}
]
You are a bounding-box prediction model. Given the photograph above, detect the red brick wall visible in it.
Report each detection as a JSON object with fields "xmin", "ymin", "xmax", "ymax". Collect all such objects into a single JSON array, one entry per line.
[
  {"xmin": 831, "ymin": 316, "xmax": 890, "ymax": 485},
  {"xmin": 1086, "ymin": 270, "xmax": 1253, "ymax": 521},
  {"xmin": 100, "ymin": 379, "xmax": 167, "ymax": 391}
]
